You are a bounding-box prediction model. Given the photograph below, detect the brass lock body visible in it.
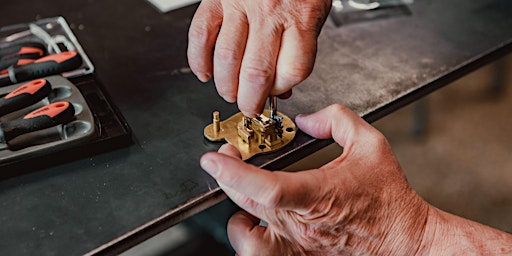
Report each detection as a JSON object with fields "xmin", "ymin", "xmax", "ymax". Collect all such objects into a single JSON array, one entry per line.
[{"xmin": 204, "ymin": 110, "xmax": 296, "ymax": 160}]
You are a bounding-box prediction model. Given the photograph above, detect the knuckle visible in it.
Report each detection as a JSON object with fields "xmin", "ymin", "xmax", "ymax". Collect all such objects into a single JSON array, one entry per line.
[
  {"xmin": 293, "ymin": 4, "xmax": 330, "ymax": 35},
  {"xmin": 374, "ymin": 130, "xmax": 388, "ymax": 144},
  {"xmin": 279, "ymin": 64, "xmax": 313, "ymax": 86},
  {"xmin": 187, "ymin": 28, "xmax": 208, "ymax": 69},
  {"xmin": 261, "ymin": 0, "xmax": 280, "ymax": 14},
  {"xmin": 369, "ymin": 129, "xmax": 389, "ymax": 150},
  {"xmin": 188, "ymin": 23, "xmax": 210, "ymax": 47},
  {"xmin": 262, "ymin": 181, "xmax": 283, "ymax": 208},
  {"xmin": 215, "ymin": 46, "xmax": 242, "ymax": 65},
  {"xmin": 328, "ymin": 104, "xmax": 350, "ymax": 116},
  {"xmin": 241, "ymin": 61, "xmax": 275, "ymax": 86},
  {"xmin": 216, "ymin": 169, "xmax": 235, "ymax": 185}
]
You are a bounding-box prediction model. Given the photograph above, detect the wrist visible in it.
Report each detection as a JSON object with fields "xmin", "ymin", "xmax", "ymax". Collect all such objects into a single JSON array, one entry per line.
[
  {"xmin": 377, "ymin": 191, "xmax": 430, "ymax": 255},
  {"xmin": 417, "ymin": 206, "xmax": 512, "ymax": 255}
]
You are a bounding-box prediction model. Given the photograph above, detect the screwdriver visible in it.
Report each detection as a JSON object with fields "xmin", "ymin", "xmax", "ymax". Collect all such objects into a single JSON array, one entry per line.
[
  {"xmin": 0, "ymin": 58, "xmax": 35, "ymax": 75},
  {"xmin": 0, "ymin": 42, "xmax": 47, "ymax": 74},
  {"xmin": 0, "ymin": 101, "xmax": 75, "ymax": 148},
  {"xmin": 269, "ymin": 96, "xmax": 277, "ymax": 120},
  {"xmin": 0, "ymin": 78, "xmax": 52, "ymax": 117},
  {"xmin": 0, "ymin": 42, "xmax": 46, "ymax": 60},
  {"xmin": 0, "ymin": 51, "xmax": 82, "ymax": 87}
]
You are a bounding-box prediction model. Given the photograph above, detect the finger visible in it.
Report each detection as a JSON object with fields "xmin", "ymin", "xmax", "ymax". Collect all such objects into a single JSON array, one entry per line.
[
  {"xmin": 277, "ymin": 90, "xmax": 292, "ymax": 100},
  {"xmin": 187, "ymin": 0, "xmax": 223, "ymax": 82},
  {"xmin": 200, "ymin": 152, "xmax": 324, "ymax": 211},
  {"xmin": 273, "ymin": 28, "xmax": 317, "ymax": 95},
  {"xmin": 216, "ymin": 145, "xmax": 267, "ymax": 219},
  {"xmin": 237, "ymin": 19, "xmax": 283, "ymax": 117},
  {"xmin": 295, "ymin": 104, "xmax": 374, "ymax": 147},
  {"xmin": 228, "ymin": 210, "xmax": 265, "ymax": 255},
  {"xmin": 213, "ymin": 2, "xmax": 248, "ymax": 102},
  {"xmin": 218, "ymin": 183, "xmax": 265, "ymax": 220},
  {"xmin": 218, "ymin": 144, "xmax": 242, "ymax": 159},
  {"xmin": 201, "ymin": 151, "xmax": 276, "ymax": 207}
]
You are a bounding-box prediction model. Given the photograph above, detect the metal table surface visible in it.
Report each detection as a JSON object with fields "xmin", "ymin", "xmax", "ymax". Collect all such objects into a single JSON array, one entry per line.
[{"xmin": 1, "ymin": 0, "xmax": 511, "ymax": 255}]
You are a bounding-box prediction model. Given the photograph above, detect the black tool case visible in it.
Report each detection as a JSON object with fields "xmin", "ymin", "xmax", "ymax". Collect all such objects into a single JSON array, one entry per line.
[{"xmin": 0, "ymin": 17, "xmax": 132, "ymax": 178}]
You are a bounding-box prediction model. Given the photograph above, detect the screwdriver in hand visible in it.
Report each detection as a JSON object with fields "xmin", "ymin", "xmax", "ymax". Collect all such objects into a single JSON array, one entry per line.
[
  {"xmin": 0, "ymin": 51, "xmax": 82, "ymax": 87},
  {"xmin": 0, "ymin": 79, "xmax": 52, "ymax": 117},
  {"xmin": 0, "ymin": 101, "xmax": 75, "ymax": 149}
]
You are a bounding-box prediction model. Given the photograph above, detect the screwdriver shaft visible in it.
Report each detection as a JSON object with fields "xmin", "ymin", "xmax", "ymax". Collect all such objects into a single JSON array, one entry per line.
[{"xmin": 269, "ymin": 96, "xmax": 277, "ymax": 120}]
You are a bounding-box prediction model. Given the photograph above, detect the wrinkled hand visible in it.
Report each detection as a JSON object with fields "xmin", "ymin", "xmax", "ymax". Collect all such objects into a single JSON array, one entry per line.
[
  {"xmin": 200, "ymin": 104, "xmax": 430, "ymax": 255},
  {"xmin": 188, "ymin": 0, "xmax": 331, "ymax": 117}
]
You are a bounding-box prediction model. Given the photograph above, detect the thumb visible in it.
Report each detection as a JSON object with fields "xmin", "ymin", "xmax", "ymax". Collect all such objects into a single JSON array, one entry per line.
[
  {"xmin": 295, "ymin": 104, "xmax": 373, "ymax": 148},
  {"xmin": 200, "ymin": 151, "xmax": 326, "ymax": 212}
]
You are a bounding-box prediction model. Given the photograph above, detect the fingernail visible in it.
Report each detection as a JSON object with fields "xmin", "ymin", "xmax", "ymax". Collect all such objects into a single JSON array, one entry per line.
[
  {"xmin": 296, "ymin": 113, "xmax": 309, "ymax": 120},
  {"xmin": 278, "ymin": 90, "xmax": 293, "ymax": 99},
  {"xmin": 200, "ymin": 157, "xmax": 219, "ymax": 177},
  {"xmin": 197, "ymin": 72, "xmax": 211, "ymax": 83}
]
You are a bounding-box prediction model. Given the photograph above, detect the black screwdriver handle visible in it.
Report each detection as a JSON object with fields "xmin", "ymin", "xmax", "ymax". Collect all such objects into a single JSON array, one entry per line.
[
  {"xmin": 9, "ymin": 51, "xmax": 82, "ymax": 84},
  {"xmin": 0, "ymin": 79, "xmax": 52, "ymax": 117},
  {"xmin": 1, "ymin": 101, "xmax": 75, "ymax": 142},
  {"xmin": 0, "ymin": 58, "xmax": 36, "ymax": 72},
  {"xmin": 0, "ymin": 42, "xmax": 46, "ymax": 60}
]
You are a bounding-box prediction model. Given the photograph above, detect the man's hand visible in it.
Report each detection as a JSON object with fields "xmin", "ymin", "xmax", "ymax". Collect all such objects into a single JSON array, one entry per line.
[
  {"xmin": 188, "ymin": 0, "xmax": 331, "ymax": 117},
  {"xmin": 200, "ymin": 104, "xmax": 430, "ymax": 255},
  {"xmin": 201, "ymin": 104, "xmax": 512, "ymax": 255}
]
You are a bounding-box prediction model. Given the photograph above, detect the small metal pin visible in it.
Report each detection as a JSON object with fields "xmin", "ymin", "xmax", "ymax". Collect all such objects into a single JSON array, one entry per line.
[
  {"xmin": 213, "ymin": 111, "xmax": 220, "ymax": 137},
  {"xmin": 269, "ymin": 96, "xmax": 277, "ymax": 120}
]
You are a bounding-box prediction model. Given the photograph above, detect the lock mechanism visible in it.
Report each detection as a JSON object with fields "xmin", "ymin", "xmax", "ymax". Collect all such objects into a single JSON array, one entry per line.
[{"xmin": 204, "ymin": 106, "xmax": 296, "ymax": 160}]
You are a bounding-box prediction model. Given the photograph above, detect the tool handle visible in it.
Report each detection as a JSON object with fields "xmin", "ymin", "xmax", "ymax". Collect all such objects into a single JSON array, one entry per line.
[
  {"xmin": 0, "ymin": 58, "xmax": 36, "ymax": 74},
  {"xmin": 10, "ymin": 51, "xmax": 82, "ymax": 84},
  {"xmin": 0, "ymin": 42, "xmax": 46, "ymax": 60},
  {"xmin": 0, "ymin": 101, "xmax": 75, "ymax": 142},
  {"xmin": 0, "ymin": 58, "xmax": 18, "ymax": 73},
  {"xmin": 0, "ymin": 79, "xmax": 52, "ymax": 117},
  {"xmin": 0, "ymin": 76, "xmax": 10, "ymax": 87}
]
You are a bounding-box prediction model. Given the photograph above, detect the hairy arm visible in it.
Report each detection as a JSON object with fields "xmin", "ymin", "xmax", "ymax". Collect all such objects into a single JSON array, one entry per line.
[
  {"xmin": 201, "ymin": 104, "xmax": 512, "ymax": 255},
  {"xmin": 419, "ymin": 207, "xmax": 512, "ymax": 255}
]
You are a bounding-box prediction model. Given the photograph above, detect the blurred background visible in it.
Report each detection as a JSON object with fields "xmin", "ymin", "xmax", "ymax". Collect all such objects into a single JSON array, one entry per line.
[{"xmin": 122, "ymin": 53, "xmax": 512, "ymax": 255}]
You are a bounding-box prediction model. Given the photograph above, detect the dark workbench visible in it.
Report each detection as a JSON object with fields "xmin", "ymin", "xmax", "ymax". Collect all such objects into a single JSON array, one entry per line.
[{"xmin": 1, "ymin": 0, "xmax": 511, "ymax": 255}]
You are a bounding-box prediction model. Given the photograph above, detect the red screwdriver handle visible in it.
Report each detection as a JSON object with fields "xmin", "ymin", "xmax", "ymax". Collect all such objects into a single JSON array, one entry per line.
[
  {"xmin": 0, "ymin": 58, "xmax": 36, "ymax": 74},
  {"xmin": 7, "ymin": 51, "xmax": 82, "ymax": 84},
  {"xmin": 34, "ymin": 51, "xmax": 77, "ymax": 64},
  {"xmin": 0, "ymin": 42, "xmax": 46, "ymax": 60},
  {"xmin": 0, "ymin": 101, "xmax": 75, "ymax": 142},
  {"xmin": 0, "ymin": 79, "xmax": 52, "ymax": 117}
]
